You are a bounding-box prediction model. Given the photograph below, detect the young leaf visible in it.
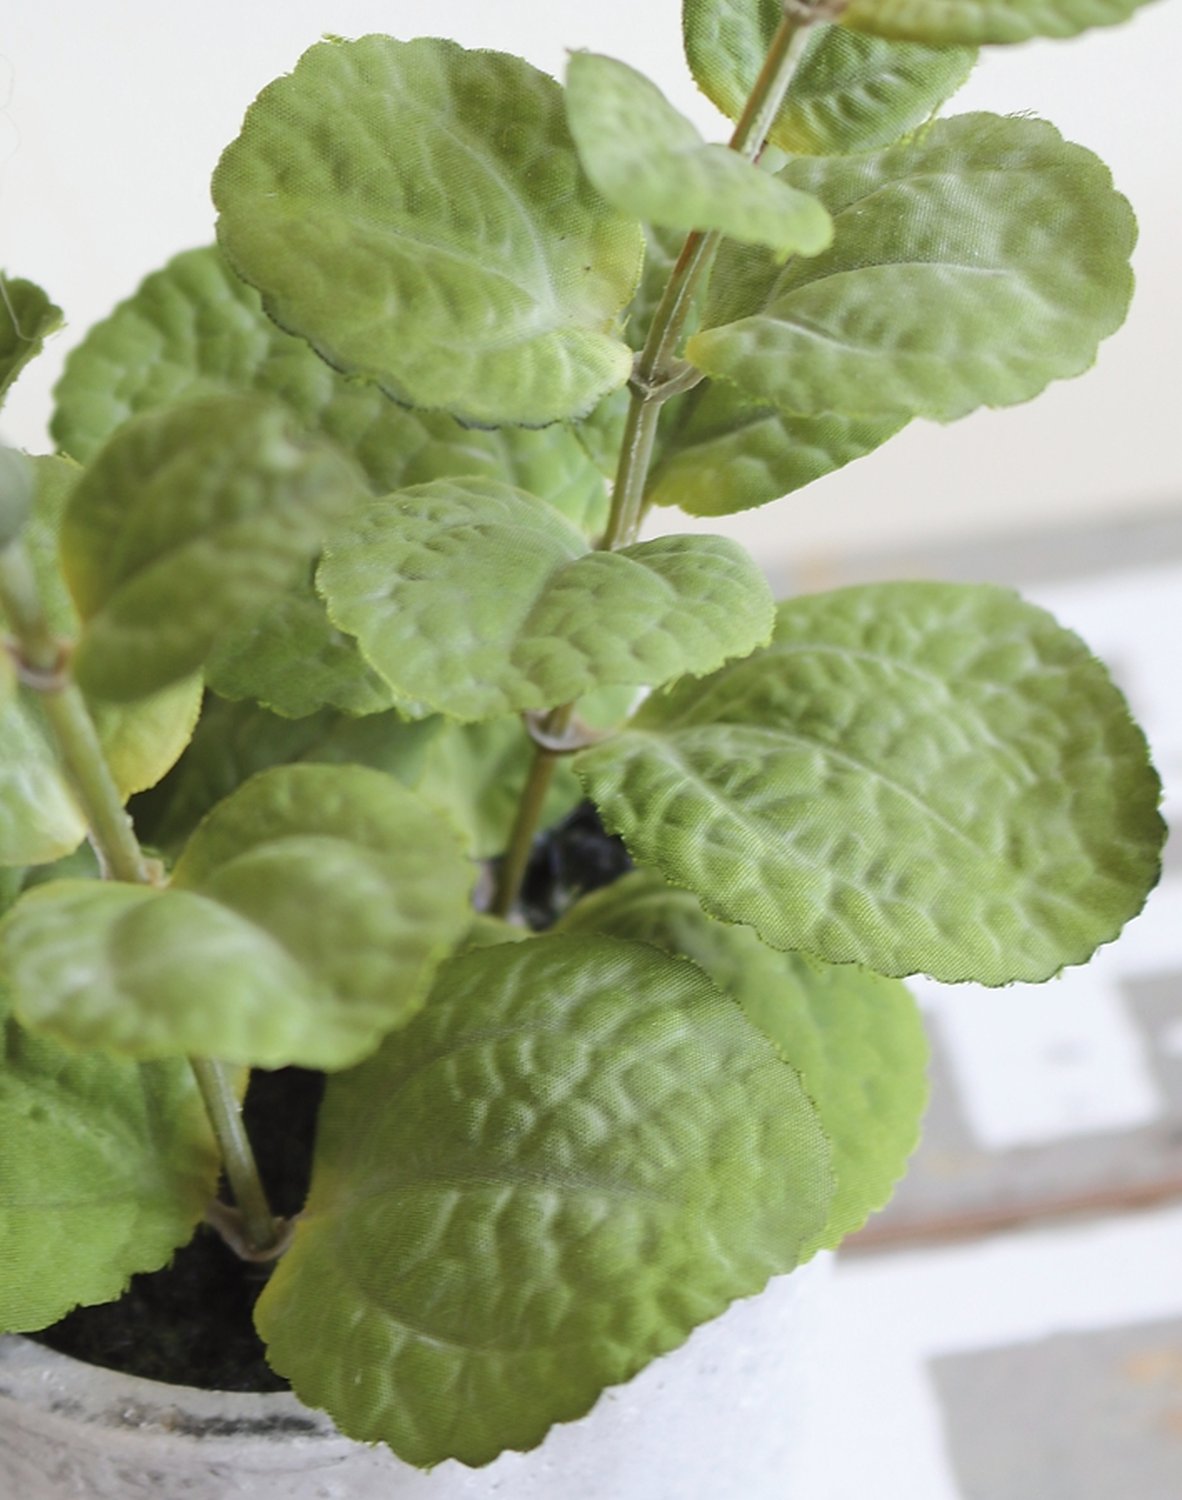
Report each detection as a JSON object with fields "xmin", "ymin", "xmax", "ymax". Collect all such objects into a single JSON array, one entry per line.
[
  {"xmin": 3, "ymin": 766, "xmax": 474, "ymax": 1067},
  {"xmin": 319, "ymin": 477, "xmax": 775, "ymax": 721},
  {"xmin": 559, "ymin": 871, "xmax": 927, "ymax": 1251},
  {"xmin": 213, "ymin": 37, "xmax": 643, "ymax": 428},
  {"xmin": 0, "ymin": 458, "xmax": 201, "ymax": 867},
  {"xmin": 840, "ymin": 0, "xmax": 1159, "ymax": 46},
  {"xmin": 50, "ymin": 246, "xmax": 610, "ymax": 536},
  {"xmin": 61, "ymin": 395, "xmax": 363, "ymax": 701},
  {"xmin": 0, "ymin": 276, "xmax": 63, "ymax": 406},
  {"xmin": 0, "ymin": 984, "xmax": 222, "ymax": 1332},
  {"xmin": 254, "ymin": 935, "xmax": 833, "ymax": 1467},
  {"xmin": 565, "ymin": 52, "xmax": 831, "ymax": 258},
  {"xmin": 576, "ymin": 583, "xmax": 1163, "ymax": 986},
  {"xmin": 649, "ymin": 380, "xmax": 906, "ymax": 515},
  {"xmin": 684, "ymin": 7, "xmax": 975, "ymax": 156},
  {"xmin": 688, "ymin": 114, "xmax": 1136, "ymax": 423}
]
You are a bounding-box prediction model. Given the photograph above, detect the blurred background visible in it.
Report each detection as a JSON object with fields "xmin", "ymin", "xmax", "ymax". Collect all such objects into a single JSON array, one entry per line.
[{"xmin": 4, "ymin": 2, "xmax": 1180, "ymax": 1494}]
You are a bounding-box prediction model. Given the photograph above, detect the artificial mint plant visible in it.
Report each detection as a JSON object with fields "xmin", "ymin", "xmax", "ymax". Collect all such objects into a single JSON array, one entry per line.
[{"xmin": 0, "ymin": 0, "xmax": 1166, "ymax": 1470}]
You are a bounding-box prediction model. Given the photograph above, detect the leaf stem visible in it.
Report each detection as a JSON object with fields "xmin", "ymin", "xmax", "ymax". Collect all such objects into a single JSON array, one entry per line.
[
  {"xmin": 0, "ymin": 537, "xmax": 281, "ymax": 1257},
  {"xmin": 492, "ymin": 5, "xmax": 821, "ymax": 915}
]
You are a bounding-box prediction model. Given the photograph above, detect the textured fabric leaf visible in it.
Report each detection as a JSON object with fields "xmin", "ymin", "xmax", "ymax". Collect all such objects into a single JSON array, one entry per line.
[
  {"xmin": 688, "ymin": 114, "xmax": 1136, "ymax": 423},
  {"xmin": 134, "ymin": 696, "xmax": 444, "ymax": 855},
  {"xmin": 0, "ymin": 277, "xmax": 63, "ymax": 405},
  {"xmin": 255, "ymin": 934, "xmax": 833, "ymax": 1466},
  {"xmin": 319, "ymin": 477, "xmax": 774, "ymax": 721},
  {"xmin": 0, "ymin": 447, "xmax": 34, "ymax": 549},
  {"xmin": 213, "ymin": 37, "xmax": 642, "ymax": 428},
  {"xmin": 649, "ymin": 379, "xmax": 906, "ymax": 514},
  {"xmin": 0, "ymin": 458, "xmax": 201, "ymax": 867},
  {"xmin": 566, "ymin": 52, "xmax": 831, "ymax": 257},
  {"xmin": 50, "ymin": 246, "xmax": 610, "ymax": 536},
  {"xmin": 577, "ymin": 583, "xmax": 1163, "ymax": 985},
  {"xmin": 3, "ymin": 766, "xmax": 473, "ymax": 1067},
  {"xmin": 684, "ymin": 6, "xmax": 975, "ymax": 155},
  {"xmin": 559, "ymin": 871, "xmax": 927, "ymax": 1251},
  {"xmin": 0, "ymin": 983, "xmax": 221, "ymax": 1331},
  {"xmin": 61, "ymin": 395, "xmax": 363, "ymax": 701},
  {"xmin": 841, "ymin": 0, "xmax": 1158, "ymax": 45}
]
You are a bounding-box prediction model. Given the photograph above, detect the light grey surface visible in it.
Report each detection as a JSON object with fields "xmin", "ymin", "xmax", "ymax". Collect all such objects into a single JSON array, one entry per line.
[{"xmin": 931, "ymin": 1317, "xmax": 1182, "ymax": 1499}]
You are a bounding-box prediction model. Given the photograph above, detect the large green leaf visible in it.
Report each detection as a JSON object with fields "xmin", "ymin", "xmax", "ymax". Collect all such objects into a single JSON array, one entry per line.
[
  {"xmin": 0, "ymin": 458, "xmax": 201, "ymax": 867},
  {"xmin": 0, "ymin": 983, "xmax": 221, "ymax": 1332},
  {"xmin": 50, "ymin": 246, "xmax": 610, "ymax": 536},
  {"xmin": 213, "ymin": 37, "xmax": 643, "ymax": 428},
  {"xmin": 684, "ymin": 7, "xmax": 975, "ymax": 155},
  {"xmin": 3, "ymin": 766, "xmax": 474, "ymax": 1067},
  {"xmin": 688, "ymin": 114, "xmax": 1136, "ymax": 423},
  {"xmin": 255, "ymin": 934, "xmax": 833, "ymax": 1466},
  {"xmin": 61, "ymin": 395, "xmax": 363, "ymax": 702},
  {"xmin": 840, "ymin": 0, "xmax": 1159, "ymax": 45},
  {"xmin": 649, "ymin": 379, "xmax": 906, "ymax": 514},
  {"xmin": 559, "ymin": 871, "xmax": 927, "ymax": 1251},
  {"xmin": 577, "ymin": 583, "xmax": 1163, "ymax": 985},
  {"xmin": 0, "ymin": 277, "xmax": 63, "ymax": 406},
  {"xmin": 566, "ymin": 52, "xmax": 831, "ymax": 258},
  {"xmin": 319, "ymin": 477, "xmax": 774, "ymax": 721}
]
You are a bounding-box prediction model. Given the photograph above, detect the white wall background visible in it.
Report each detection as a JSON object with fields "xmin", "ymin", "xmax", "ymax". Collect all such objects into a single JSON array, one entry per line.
[{"xmin": 3, "ymin": 0, "xmax": 1179, "ymax": 566}]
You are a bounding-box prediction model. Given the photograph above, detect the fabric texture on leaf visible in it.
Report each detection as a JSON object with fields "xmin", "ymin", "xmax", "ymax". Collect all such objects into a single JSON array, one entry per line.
[
  {"xmin": 839, "ymin": 0, "xmax": 1158, "ymax": 45},
  {"xmin": 0, "ymin": 277, "xmax": 63, "ymax": 406},
  {"xmin": 576, "ymin": 583, "xmax": 1163, "ymax": 985},
  {"xmin": 255, "ymin": 934, "xmax": 833, "ymax": 1466}
]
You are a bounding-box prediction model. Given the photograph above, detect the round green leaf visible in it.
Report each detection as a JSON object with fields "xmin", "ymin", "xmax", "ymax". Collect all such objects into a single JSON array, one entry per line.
[
  {"xmin": 213, "ymin": 37, "xmax": 643, "ymax": 428},
  {"xmin": 0, "ymin": 984, "xmax": 222, "ymax": 1332},
  {"xmin": 684, "ymin": 7, "xmax": 975, "ymax": 155},
  {"xmin": 840, "ymin": 0, "xmax": 1159, "ymax": 45},
  {"xmin": 319, "ymin": 477, "xmax": 775, "ymax": 721},
  {"xmin": 0, "ymin": 276, "xmax": 63, "ymax": 406},
  {"xmin": 649, "ymin": 379, "xmax": 906, "ymax": 514},
  {"xmin": 0, "ymin": 457, "xmax": 201, "ymax": 867},
  {"xmin": 566, "ymin": 52, "xmax": 831, "ymax": 257},
  {"xmin": 50, "ymin": 246, "xmax": 610, "ymax": 536},
  {"xmin": 61, "ymin": 395, "xmax": 364, "ymax": 702},
  {"xmin": 3, "ymin": 765, "xmax": 474, "ymax": 1067},
  {"xmin": 255, "ymin": 934, "xmax": 833, "ymax": 1466},
  {"xmin": 577, "ymin": 583, "xmax": 1164, "ymax": 985},
  {"xmin": 559, "ymin": 871, "xmax": 927, "ymax": 1251},
  {"xmin": 688, "ymin": 114, "xmax": 1136, "ymax": 423}
]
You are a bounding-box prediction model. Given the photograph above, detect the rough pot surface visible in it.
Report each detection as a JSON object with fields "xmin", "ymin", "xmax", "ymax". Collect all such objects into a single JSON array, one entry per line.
[{"xmin": 0, "ymin": 1259, "xmax": 829, "ymax": 1499}]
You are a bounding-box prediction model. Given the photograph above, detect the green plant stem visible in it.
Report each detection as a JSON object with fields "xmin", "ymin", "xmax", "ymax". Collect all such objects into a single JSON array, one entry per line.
[
  {"xmin": 0, "ymin": 538, "xmax": 281, "ymax": 1257},
  {"xmin": 493, "ymin": 7, "xmax": 819, "ymax": 916}
]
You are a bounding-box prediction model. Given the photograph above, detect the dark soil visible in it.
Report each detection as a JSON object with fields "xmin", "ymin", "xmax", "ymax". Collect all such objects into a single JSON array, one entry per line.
[{"xmin": 30, "ymin": 805, "xmax": 628, "ymax": 1392}]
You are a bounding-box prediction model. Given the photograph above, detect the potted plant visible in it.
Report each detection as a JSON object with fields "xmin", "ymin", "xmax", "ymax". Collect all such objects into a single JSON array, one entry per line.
[{"xmin": 0, "ymin": 0, "xmax": 1167, "ymax": 1492}]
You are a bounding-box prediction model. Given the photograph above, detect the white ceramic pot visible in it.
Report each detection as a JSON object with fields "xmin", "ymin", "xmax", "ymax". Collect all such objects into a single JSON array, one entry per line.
[{"xmin": 0, "ymin": 1258, "xmax": 830, "ymax": 1500}]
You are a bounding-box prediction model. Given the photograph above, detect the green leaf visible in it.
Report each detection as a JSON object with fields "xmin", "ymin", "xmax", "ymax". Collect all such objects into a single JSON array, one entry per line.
[
  {"xmin": 576, "ymin": 583, "xmax": 1163, "ymax": 985},
  {"xmin": 0, "ymin": 276, "xmax": 63, "ymax": 406},
  {"xmin": 684, "ymin": 8, "xmax": 975, "ymax": 155},
  {"xmin": 0, "ymin": 983, "xmax": 222, "ymax": 1332},
  {"xmin": 319, "ymin": 477, "xmax": 775, "ymax": 721},
  {"xmin": 566, "ymin": 52, "xmax": 831, "ymax": 258},
  {"xmin": 61, "ymin": 395, "xmax": 363, "ymax": 701},
  {"xmin": 50, "ymin": 246, "xmax": 610, "ymax": 536},
  {"xmin": 213, "ymin": 37, "xmax": 643, "ymax": 428},
  {"xmin": 203, "ymin": 568, "xmax": 399, "ymax": 720},
  {"xmin": 254, "ymin": 934, "xmax": 833, "ymax": 1466},
  {"xmin": 559, "ymin": 871, "xmax": 927, "ymax": 1251},
  {"xmin": 0, "ymin": 447, "xmax": 35, "ymax": 548},
  {"xmin": 0, "ymin": 458, "xmax": 201, "ymax": 867},
  {"xmin": 4, "ymin": 766, "xmax": 474, "ymax": 1067},
  {"xmin": 840, "ymin": 0, "xmax": 1159, "ymax": 45},
  {"xmin": 688, "ymin": 114, "xmax": 1136, "ymax": 423},
  {"xmin": 134, "ymin": 695, "xmax": 444, "ymax": 855},
  {"xmin": 649, "ymin": 379, "xmax": 906, "ymax": 515}
]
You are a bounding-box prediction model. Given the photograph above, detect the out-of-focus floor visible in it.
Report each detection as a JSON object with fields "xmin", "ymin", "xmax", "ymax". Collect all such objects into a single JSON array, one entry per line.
[{"xmin": 782, "ymin": 512, "xmax": 1182, "ymax": 1499}]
